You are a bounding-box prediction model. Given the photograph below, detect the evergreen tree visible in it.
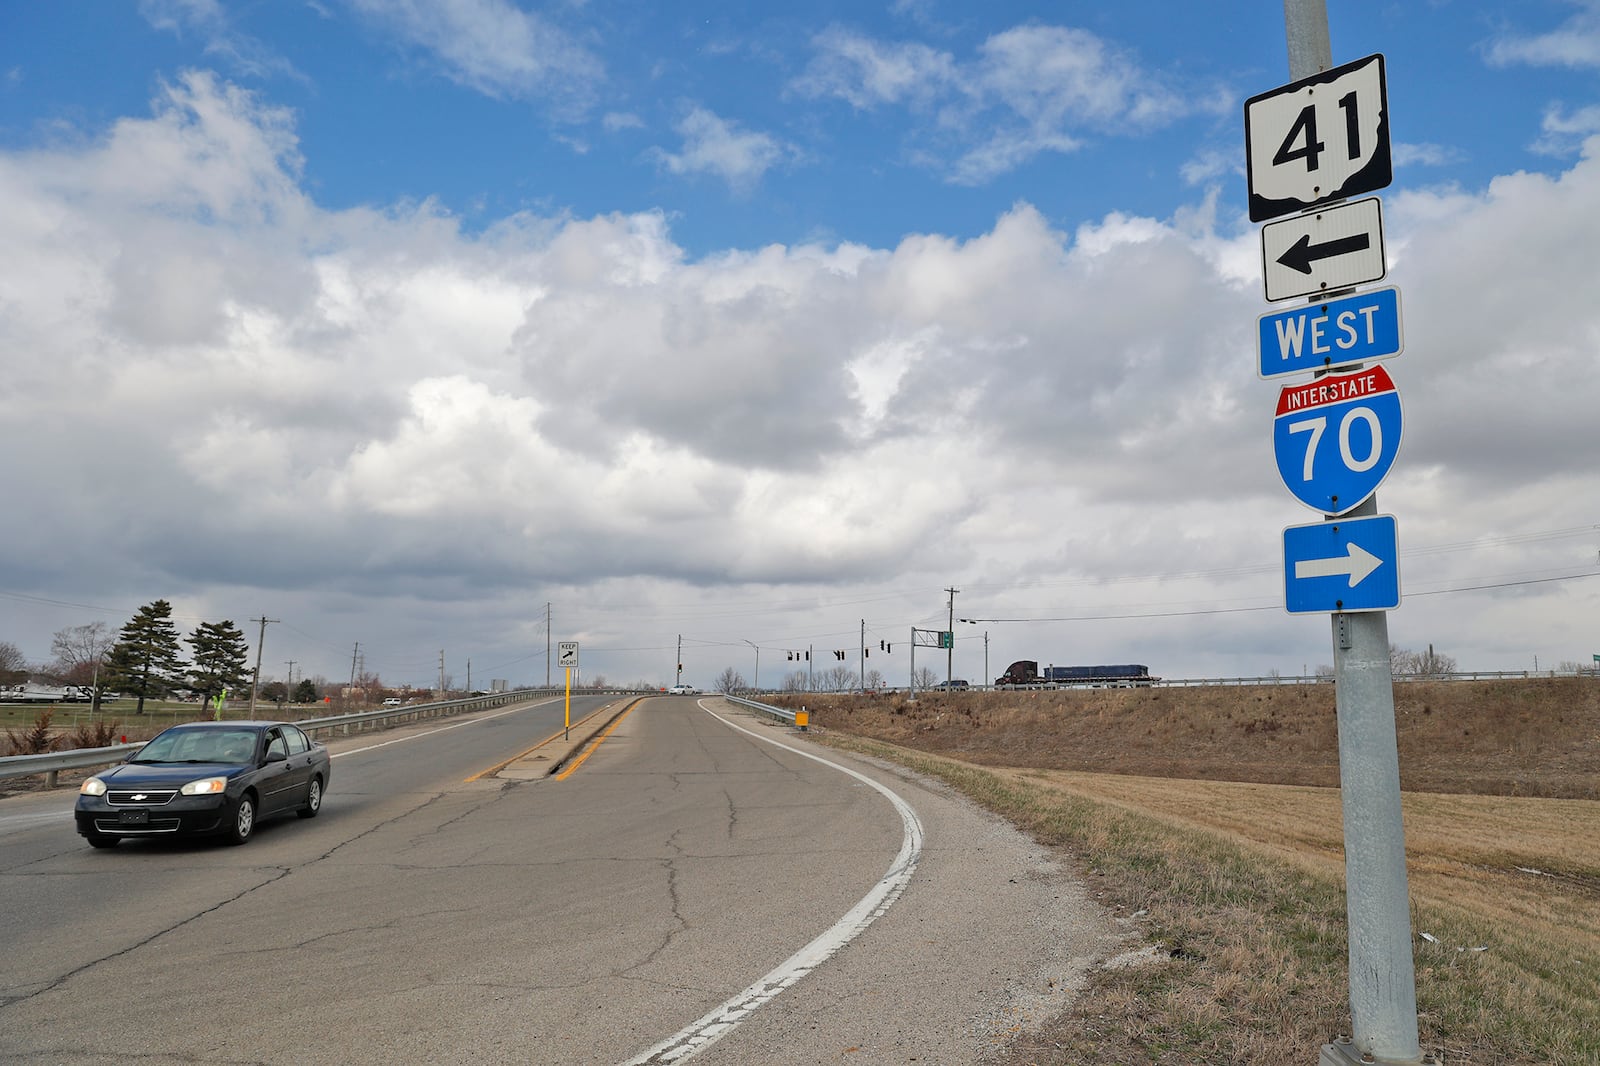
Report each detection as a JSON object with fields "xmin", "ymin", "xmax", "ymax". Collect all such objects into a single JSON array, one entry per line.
[
  {"xmin": 292, "ymin": 678, "xmax": 318, "ymax": 703},
  {"xmin": 187, "ymin": 619, "xmax": 250, "ymax": 709},
  {"xmin": 105, "ymin": 600, "xmax": 185, "ymax": 714}
]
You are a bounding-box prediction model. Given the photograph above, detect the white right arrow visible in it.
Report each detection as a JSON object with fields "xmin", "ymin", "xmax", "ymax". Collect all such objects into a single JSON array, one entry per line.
[{"xmin": 1295, "ymin": 542, "xmax": 1383, "ymax": 587}]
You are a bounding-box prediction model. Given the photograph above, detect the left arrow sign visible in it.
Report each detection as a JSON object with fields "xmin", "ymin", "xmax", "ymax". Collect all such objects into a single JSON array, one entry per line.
[{"xmin": 1262, "ymin": 198, "xmax": 1386, "ymax": 302}]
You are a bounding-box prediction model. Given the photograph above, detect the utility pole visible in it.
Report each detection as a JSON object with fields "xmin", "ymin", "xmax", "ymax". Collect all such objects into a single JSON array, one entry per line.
[
  {"xmin": 860, "ymin": 619, "xmax": 867, "ymax": 694},
  {"xmin": 247, "ymin": 616, "xmax": 277, "ymax": 718},
  {"xmin": 546, "ymin": 602, "xmax": 552, "ymax": 688},
  {"xmin": 438, "ymin": 650, "xmax": 445, "ymax": 698},
  {"xmin": 284, "ymin": 660, "xmax": 296, "ymax": 695},
  {"xmin": 676, "ymin": 634, "xmax": 683, "ymax": 687},
  {"xmin": 466, "ymin": 659, "xmax": 471, "ymax": 693},
  {"xmin": 349, "ymin": 642, "xmax": 360, "ymax": 691},
  {"xmin": 945, "ymin": 587, "xmax": 959, "ymax": 682}
]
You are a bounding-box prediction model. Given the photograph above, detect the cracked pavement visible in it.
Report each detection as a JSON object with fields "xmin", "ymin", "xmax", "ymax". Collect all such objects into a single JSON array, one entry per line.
[{"xmin": 1, "ymin": 697, "xmax": 1119, "ymax": 1064}]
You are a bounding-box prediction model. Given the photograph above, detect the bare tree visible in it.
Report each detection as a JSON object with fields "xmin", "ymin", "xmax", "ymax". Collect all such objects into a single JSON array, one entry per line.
[
  {"xmin": 781, "ymin": 670, "xmax": 810, "ymax": 692},
  {"xmin": 1391, "ymin": 643, "xmax": 1456, "ymax": 677},
  {"xmin": 912, "ymin": 666, "xmax": 938, "ymax": 690},
  {"xmin": 864, "ymin": 668, "xmax": 884, "ymax": 690},
  {"xmin": 51, "ymin": 623, "xmax": 115, "ymax": 708},
  {"xmin": 713, "ymin": 667, "xmax": 745, "ymax": 694},
  {"xmin": 0, "ymin": 640, "xmax": 28, "ymax": 686},
  {"xmin": 821, "ymin": 666, "xmax": 858, "ymax": 691}
]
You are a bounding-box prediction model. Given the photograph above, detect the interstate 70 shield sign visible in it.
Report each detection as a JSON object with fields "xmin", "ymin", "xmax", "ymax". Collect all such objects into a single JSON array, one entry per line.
[{"xmin": 1273, "ymin": 365, "xmax": 1403, "ymax": 516}]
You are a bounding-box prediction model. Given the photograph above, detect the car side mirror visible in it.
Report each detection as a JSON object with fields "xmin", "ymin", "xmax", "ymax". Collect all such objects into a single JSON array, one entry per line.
[{"xmin": 264, "ymin": 750, "xmax": 287, "ymax": 765}]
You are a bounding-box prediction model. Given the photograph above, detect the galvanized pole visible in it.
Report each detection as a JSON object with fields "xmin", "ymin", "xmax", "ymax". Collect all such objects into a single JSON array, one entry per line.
[{"xmin": 1281, "ymin": 2, "xmax": 1422, "ymax": 1063}]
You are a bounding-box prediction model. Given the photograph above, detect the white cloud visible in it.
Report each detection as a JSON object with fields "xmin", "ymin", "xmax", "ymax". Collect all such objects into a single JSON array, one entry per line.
[
  {"xmin": 1485, "ymin": 1, "xmax": 1600, "ymax": 68},
  {"xmin": 1393, "ymin": 141, "xmax": 1466, "ymax": 168},
  {"xmin": 347, "ymin": 0, "xmax": 602, "ymax": 109},
  {"xmin": 2, "ymin": 69, "xmax": 1597, "ymax": 685},
  {"xmin": 1531, "ymin": 103, "xmax": 1600, "ymax": 155},
  {"xmin": 650, "ymin": 107, "xmax": 790, "ymax": 193},
  {"xmin": 139, "ymin": 0, "xmax": 303, "ymax": 81},
  {"xmin": 790, "ymin": 27, "xmax": 956, "ymax": 109},
  {"xmin": 794, "ymin": 21, "xmax": 1214, "ymax": 184}
]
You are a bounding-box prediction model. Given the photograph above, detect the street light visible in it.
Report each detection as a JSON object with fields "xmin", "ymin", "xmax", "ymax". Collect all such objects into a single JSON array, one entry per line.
[
  {"xmin": 959, "ymin": 620, "xmax": 989, "ymax": 688},
  {"xmin": 742, "ymin": 640, "xmax": 759, "ymax": 694}
]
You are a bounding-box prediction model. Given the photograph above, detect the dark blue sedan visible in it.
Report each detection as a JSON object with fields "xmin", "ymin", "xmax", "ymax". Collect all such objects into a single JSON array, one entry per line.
[{"xmin": 75, "ymin": 721, "xmax": 331, "ymax": 848}]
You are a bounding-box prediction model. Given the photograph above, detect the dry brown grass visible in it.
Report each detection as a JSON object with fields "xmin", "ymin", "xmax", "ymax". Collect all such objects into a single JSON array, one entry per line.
[{"xmin": 784, "ymin": 681, "xmax": 1600, "ymax": 1064}]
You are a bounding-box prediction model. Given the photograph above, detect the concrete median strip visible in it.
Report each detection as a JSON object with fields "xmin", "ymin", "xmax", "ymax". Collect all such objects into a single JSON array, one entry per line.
[{"xmin": 468, "ymin": 699, "xmax": 641, "ymax": 782}]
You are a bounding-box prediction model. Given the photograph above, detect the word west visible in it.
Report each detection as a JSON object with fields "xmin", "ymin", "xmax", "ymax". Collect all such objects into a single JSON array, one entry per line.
[{"xmin": 1272, "ymin": 302, "xmax": 1383, "ymax": 360}]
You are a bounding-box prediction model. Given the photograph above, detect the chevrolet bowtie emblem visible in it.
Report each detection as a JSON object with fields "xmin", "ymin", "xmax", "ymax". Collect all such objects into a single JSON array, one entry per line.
[{"xmin": 130, "ymin": 794, "xmax": 148, "ymax": 801}]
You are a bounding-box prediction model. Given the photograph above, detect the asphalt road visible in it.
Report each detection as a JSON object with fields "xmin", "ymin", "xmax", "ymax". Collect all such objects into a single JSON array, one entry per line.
[{"xmin": 0, "ymin": 695, "xmax": 1121, "ymax": 1065}]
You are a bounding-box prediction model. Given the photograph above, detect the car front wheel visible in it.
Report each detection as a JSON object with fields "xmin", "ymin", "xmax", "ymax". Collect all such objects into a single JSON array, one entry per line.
[
  {"xmin": 297, "ymin": 776, "xmax": 323, "ymax": 819},
  {"xmin": 225, "ymin": 793, "xmax": 256, "ymax": 846}
]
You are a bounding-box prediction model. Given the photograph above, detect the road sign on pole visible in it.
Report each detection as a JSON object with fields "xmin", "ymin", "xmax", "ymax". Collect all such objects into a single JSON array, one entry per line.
[
  {"xmin": 1245, "ymin": 53, "xmax": 1392, "ymax": 222},
  {"xmin": 1283, "ymin": 513, "xmax": 1400, "ymax": 613},
  {"xmin": 1273, "ymin": 365, "xmax": 1403, "ymax": 515},
  {"xmin": 1258, "ymin": 286, "xmax": 1402, "ymax": 379},
  {"xmin": 557, "ymin": 642, "xmax": 579, "ymax": 670},
  {"xmin": 1262, "ymin": 198, "xmax": 1387, "ymax": 302}
]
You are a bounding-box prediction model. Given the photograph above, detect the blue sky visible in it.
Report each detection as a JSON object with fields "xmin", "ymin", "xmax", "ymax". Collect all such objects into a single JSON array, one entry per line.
[
  {"xmin": 10, "ymin": 2, "xmax": 1598, "ymax": 254},
  {"xmin": 1, "ymin": 1, "xmax": 1598, "ymax": 690}
]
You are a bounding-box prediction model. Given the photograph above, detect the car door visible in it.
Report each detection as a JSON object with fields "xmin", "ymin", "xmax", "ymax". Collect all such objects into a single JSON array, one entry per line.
[
  {"xmin": 256, "ymin": 727, "xmax": 300, "ymax": 815},
  {"xmin": 279, "ymin": 725, "xmax": 319, "ymax": 807}
]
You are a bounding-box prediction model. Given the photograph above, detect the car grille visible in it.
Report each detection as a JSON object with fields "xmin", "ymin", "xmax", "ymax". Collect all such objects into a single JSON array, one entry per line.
[
  {"xmin": 108, "ymin": 789, "xmax": 178, "ymax": 806},
  {"xmin": 94, "ymin": 817, "xmax": 183, "ymax": 834}
]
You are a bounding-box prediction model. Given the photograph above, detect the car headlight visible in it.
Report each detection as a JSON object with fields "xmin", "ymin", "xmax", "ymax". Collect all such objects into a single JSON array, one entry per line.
[
  {"xmin": 181, "ymin": 777, "xmax": 228, "ymax": 796},
  {"xmin": 80, "ymin": 777, "xmax": 107, "ymax": 796}
]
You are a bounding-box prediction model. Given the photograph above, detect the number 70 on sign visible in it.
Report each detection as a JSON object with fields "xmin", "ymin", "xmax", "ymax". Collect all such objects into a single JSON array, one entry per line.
[{"xmin": 1273, "ymin": 365, "xmax": 1403, "ymax": 516}]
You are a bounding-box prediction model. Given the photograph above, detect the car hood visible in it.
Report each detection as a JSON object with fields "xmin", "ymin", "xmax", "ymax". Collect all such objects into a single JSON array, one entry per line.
[{"xmin": 98, "ymin": 762, "xmax": 249, "ymax": 786}]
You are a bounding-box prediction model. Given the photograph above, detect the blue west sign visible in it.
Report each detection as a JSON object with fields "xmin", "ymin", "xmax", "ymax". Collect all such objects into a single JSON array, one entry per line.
[
  {"xmin": 1258, "ymin": 287, "xmax": 1403, "ymax": 379},
  {"xmin": 1273, "ymin": 365, "xmax": 1403, "ymax": 515}
]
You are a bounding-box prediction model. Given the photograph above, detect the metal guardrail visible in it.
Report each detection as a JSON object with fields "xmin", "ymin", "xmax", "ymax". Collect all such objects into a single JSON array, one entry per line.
[
  {"xmin": 723, "ymin": 694, "xmax": 799, "ymax": 725},
  {"xmin": 0, "ymin": 688, "xmax": 573, "ymax": 788}
]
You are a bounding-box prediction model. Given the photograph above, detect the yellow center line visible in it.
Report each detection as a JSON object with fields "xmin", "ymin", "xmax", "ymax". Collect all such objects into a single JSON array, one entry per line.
[
  {"xmin": 463, "ymin": 703, "xmax": 618, "ymax": 782},
  {"xmin": 554, "ymin": 698, "xmax": 643, "ymax": 781}
]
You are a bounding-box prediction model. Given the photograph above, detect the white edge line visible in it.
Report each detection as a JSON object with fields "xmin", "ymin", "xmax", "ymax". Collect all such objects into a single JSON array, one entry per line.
[{"xmin": 622, "ymin": 702, "xmax": 925, "ymax": 1066}]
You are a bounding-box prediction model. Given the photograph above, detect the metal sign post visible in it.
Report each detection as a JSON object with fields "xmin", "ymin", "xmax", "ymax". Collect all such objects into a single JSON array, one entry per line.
[
  {"xmin": 1252, "ymin": 4, "xmax": 1424, "ymax": 1063},
  {"xmin": 558, "ymin": 642, "xmax": 579, "ymax": 741}
]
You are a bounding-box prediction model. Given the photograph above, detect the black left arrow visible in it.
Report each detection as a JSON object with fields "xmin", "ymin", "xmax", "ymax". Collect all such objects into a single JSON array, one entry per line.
[{"xmin": 1277, "ymin": 232, "xmax": 1371, "ymax": 275}]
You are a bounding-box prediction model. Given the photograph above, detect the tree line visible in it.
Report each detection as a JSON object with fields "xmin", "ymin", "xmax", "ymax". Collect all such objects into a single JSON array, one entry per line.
[{"xmin": 2, "ymin": 599, "xmax": 278, "ymax": 715}]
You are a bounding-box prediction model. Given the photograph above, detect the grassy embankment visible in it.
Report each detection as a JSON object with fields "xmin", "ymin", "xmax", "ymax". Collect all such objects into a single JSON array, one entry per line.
[{"xmin": 783, "ymin": 681, "xmax": 1600, "ymax": 1064}]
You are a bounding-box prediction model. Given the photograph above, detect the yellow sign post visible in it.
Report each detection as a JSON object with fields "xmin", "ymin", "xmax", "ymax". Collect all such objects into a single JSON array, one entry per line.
[{"xmin": 565, "ymin": 668, "xmax": 572, "ymax": 740}]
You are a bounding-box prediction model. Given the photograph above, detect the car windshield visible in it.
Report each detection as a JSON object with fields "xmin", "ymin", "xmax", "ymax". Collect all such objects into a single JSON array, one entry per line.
[{"xmin": 132, "ymin": 729, "xmax": 258, "ymax": 765}]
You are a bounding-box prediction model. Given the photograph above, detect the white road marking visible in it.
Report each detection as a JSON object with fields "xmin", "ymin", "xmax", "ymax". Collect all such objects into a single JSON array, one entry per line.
[{"xmin": 623, "ymin": 702, "xmax": 925, "ymax": 1065}]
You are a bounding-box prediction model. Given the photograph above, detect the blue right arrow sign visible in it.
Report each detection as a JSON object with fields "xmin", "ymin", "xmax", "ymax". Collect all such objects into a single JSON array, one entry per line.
[{"xmin": 1283, "ymin": 514, "xmax": 1400, "ymax": 614}]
